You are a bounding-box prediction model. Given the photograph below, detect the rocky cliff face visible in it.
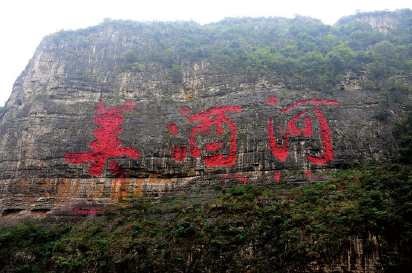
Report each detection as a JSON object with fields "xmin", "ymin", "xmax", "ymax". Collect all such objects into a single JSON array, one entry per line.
[
  {"xmin": 0, "ymin": 15, "xmax": 410, "ymax": 219},
  {"xmin": 336, "ymin": 9, "xmax": 410, "ymax": 33}
]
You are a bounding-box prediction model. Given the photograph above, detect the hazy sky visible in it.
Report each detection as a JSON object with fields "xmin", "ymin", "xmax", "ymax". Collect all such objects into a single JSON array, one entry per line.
[{"xmin": 0, "ymin": 0, "xmax": 411, "ymax": 106}]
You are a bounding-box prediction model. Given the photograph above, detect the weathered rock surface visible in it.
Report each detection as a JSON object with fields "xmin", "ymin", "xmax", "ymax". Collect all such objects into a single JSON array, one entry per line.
[{"xmin": 0, "ymin": 16, "xmax": 410, "ymax": 220}]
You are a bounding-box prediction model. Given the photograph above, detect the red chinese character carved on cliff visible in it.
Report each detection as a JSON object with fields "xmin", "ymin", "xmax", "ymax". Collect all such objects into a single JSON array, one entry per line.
[
  {"xmin": 64, "ymin": 100, "xmax": 140, "ymax": 177},
  {"xmin": 167, "ymin": 105, "xmax": 242, "ymax": 168},
  {"xmin": 266, "ymin": 96, "xmax": 339, "ymax": 166}
]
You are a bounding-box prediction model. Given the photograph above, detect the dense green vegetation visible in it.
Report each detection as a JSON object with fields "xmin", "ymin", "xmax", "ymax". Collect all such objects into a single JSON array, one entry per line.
[
  {"xmin": 394, "ymin": 110, "xmax": 412, "ymax": 164},
  {"xmin": 0, "ymin": 165, "xmax": 411, "ymax": 273},
  {"xmin": 99, "ymin": 10, "xmax": 412, "ymax": 91},
  {"xmin": 54, "ymin": 10, "xmax": 412, "ymax": 91}
]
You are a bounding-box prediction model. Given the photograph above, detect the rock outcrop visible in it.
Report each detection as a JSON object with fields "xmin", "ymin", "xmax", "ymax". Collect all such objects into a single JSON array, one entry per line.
[{"xmin": 0, "ymin": 14, "xmax": 410, "ymax": 219}]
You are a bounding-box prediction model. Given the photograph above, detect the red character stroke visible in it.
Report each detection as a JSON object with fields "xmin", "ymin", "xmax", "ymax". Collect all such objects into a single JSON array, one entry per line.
[
  {"xmin": 64, "ymin": 100, "xmax": 140, "ymax": 176},
  {"xmin": 266, "ymin": 96, "xmax": 338, "ymax": 166},
  {"xmin": 168, "ymin": 105, "xmax": 242, "ymax": 168}
]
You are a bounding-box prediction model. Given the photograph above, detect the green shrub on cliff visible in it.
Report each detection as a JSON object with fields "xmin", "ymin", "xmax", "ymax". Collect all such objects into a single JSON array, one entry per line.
[
  {"xmin": 110, "ymin": 10, "xmax": 412, "ymax": 92},
  {"xmin": 0, "ymin": 165, "xmax": 411, "ymax": 273},
  {"xmin": 394, "ymin": 111, "xmax": 412, "ymax": 164}
]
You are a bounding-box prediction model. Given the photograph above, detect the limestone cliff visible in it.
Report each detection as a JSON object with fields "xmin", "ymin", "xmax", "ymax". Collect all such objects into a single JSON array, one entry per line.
[{"xmin": 0, "ymin": 12, "xmax": 411, "ymax": 219}]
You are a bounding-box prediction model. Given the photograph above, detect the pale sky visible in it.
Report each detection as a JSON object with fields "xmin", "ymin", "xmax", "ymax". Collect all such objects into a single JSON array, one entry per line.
[{"xmin": 0, "ymin": 0, "xmax": 411, "ymax": 106}]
